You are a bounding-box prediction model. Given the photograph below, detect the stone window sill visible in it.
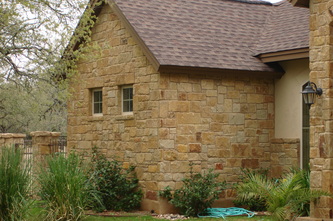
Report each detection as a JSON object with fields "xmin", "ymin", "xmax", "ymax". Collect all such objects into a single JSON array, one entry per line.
[
  {"xmin": 87, "ymin": 116, "xmax": 104, "ymax": 122},
  {"xmin": 115, "ymin": 114, "xmax": 134, "ymax": 121}
]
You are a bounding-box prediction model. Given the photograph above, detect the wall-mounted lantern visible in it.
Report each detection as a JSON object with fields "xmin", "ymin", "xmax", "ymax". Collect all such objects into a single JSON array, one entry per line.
[{"xmin": 302, "ymin": 81, "xmax": 323, "ymax": 106}]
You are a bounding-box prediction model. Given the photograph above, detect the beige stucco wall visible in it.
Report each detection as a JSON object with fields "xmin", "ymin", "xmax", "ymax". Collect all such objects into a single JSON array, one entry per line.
[{"xmin": 275, "ymin": 58, "xmax": 309, "ymax": 139}]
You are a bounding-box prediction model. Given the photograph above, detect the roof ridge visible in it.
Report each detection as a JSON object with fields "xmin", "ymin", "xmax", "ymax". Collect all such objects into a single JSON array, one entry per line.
[{"xmin": 223, "ymin": 0, "xmax": 273, "ymax": 5}]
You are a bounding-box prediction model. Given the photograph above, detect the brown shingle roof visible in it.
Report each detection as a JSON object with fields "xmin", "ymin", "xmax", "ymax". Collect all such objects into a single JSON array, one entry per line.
[
  {"xmin": 253, "ymin": 0, "xmax": 309, "ymax": 56},
  {"xmin": 110, "ymin": 0, "xmax": 309, "ymax": 74}
]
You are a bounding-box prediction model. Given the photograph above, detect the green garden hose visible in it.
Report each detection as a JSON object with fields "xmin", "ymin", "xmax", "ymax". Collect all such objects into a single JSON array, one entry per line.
[{"xmin": 198, "ymin": 207, "xmax": 255, "ymax": 219}]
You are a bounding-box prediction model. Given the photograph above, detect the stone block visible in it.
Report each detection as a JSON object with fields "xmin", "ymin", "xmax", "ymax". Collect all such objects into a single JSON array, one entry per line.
[
  {"xmin": 160, "ymin": 140, "xmax": 174, "ymax": 149},
  {"xmin": 146, "ymin": 191, "xmax": 158, "ymax": 200},
  {"xmin": 241, "ymin": 159, "xmax": 259, "ymax": 169},
  {"xmin": 176, "ymin": 144, "xmax": 188, "ymax": 153},
  {"xmin": 170, "ymin": 162, "xmax": 190, "ymax": 173},
  {"xmin": 148, "ymin": 165, "xmax": 158, "ymax": 173},
  {"xmin": 40, "ymin": 145, "xmax": 51, "ymax": 155},
  {"xmin": 231, "ymin": 144, "xmax": 250, "ymax": 157},
  {"xmin": 228, "ymin": 113, "xmax": 245, "ymax": 125},
  {"xmin": 169, "ymin": 101, "xmax": 190, "ymax": 112},
  {"xmin": 145, "ymin": 181, "xmax": 158, "ymax": 191},
  {"xmin": 176, "ymin": 113, "xmax": 201, "ymax": 124},
  {"xmin": 163, "ymin": 150, "xmax": 177, "ymax": 161},
  {"xmin": 188, "ymin": 153, "xmax": 200, "ymax": 161},
  {"xmin": 311, "ymin": 171, "xmax": 322, "ymax": 188},
  {"xmin": 201, "ymin": 79, "xmax": 214, "ymax": 89},
  {"xmin": 215, "ymin": 137, "xmax": 230, "ymax": 148},
  {"xmin": 207, "ymin": 97, "xmax": 218, "ymax": 106},
  {"xmin": 189, "ymin": 143, "xmax": 201, "ymax": 153},
  {"xmin": 202, "ymin": 132, "xmax": 215, "ymax": 145},
  {"xmin": 177, "ymin": 153, "xmax": 189, "ymax": 160},
  {"xmin": 159, "ymin": 162, "xmax": 171, "ymax": 173},
  {"xmin": 215, "ymin": 163, "xmax": 223, "ymax": 170},
  {"xmin": 247, "ymin": 94, "xmax": 263, "ymax": 103},
  {"xmin": 187, "ymin": 93, "xmax": 206, "ymax": 101}
]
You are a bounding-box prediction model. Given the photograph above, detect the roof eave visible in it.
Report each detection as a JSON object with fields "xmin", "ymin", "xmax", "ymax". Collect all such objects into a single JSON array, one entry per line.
[
  {"xmin": 288, "ymin": 0, "xmax": 309, "ymax": 8},
  {"xmin": 258, "ymin": 48, "xmax": 309, "ymax": 63},
  {"xmin": 158, "ymin": 65, "xmax": 284, "ymax": 79}
]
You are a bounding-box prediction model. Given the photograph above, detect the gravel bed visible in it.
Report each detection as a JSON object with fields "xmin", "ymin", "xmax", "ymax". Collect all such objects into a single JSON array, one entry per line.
[{"xmin": 154, "ymin": 214, "xmax": 189, "ymax": 220}]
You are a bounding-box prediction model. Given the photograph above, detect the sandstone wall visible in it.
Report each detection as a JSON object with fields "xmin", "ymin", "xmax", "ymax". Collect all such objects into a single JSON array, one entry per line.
[
  {"xmin": 67, "ymin": 4, "xmax": 162, "ymax": 204},
  {"xmin": 308, "ymin": 0, "xmax": 333, "ymax": 218},
  {"xmin": 67, "ymin": 3, "xmax": 300, "ymax": 213}
]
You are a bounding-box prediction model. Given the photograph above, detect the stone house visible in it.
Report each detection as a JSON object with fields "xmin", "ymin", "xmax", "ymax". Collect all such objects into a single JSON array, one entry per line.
[
  {"xmin": 67, "ymin": 0, "xmax": 310, "ymax": 213},
  {"xmin": 289, "ymin": 0, "xmax": 333, "ymax": 220}
]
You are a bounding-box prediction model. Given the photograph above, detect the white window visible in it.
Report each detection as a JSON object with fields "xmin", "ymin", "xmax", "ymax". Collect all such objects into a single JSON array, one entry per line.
[
  {"xmin": 122, "ymin": 86, "xmax": 133, "ymax": 114},
  {"xmin": 92, "ymin": 88, "xmax": 103, "ymax": 115}
]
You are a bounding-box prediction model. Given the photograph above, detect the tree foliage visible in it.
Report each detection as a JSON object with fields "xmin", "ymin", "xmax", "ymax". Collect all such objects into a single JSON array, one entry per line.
[{"xmin": 0, "ymin": 0, "xmax": 101, "ymax": 133}]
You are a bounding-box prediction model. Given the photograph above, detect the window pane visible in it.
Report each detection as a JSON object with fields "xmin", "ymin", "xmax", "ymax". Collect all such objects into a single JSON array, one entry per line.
[
  {"xmin": 93, "ymin": 90, "xmax": 102, "ymax": 114},
  {"xmin": 123, "ymin": 101, "xmax": 130, "ymax": 112},
  {"xmin": 94, "ymin": 91, "xmax": 102, "ymax": 102},
  {"xmin": 129, "ymin": 88, "xmax": 133, "ymax": 99},
  {"xmin": 94, "ymin": 103, "xmax": 102, "ymax": 114},
  {"xmin": 122, "ymin": 87, "xmax": 133, "ymax": 112}
]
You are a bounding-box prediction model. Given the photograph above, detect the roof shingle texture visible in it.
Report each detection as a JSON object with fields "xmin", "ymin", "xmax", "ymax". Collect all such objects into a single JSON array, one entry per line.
[
  {"xmin": 113, "ymin": 0, "xmax": 309, "ymax": 73},
  {"xmin": 253, "ymin": 1, "xmax": 309, "ymax": 55}
]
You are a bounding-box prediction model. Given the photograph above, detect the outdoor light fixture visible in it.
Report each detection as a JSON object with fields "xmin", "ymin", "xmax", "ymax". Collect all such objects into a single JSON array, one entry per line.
[{"xmin": 302, "ymin": 81, "xmax": 323, "ymax": 106}]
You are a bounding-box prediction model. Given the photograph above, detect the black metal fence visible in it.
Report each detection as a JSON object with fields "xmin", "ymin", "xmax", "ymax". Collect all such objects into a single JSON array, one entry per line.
[
  {"xmin": 15, "ymin": 136, "xmax": 67, "ymax": 165},
  {"xmin": 49, "ymin": 136, "xmax": 67, "ymax": 155}
]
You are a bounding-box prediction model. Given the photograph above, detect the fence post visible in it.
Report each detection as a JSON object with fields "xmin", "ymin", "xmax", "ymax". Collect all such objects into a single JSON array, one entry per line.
[
  {"xmin": 30, "ymin": 131, "xmax": 61, "ymax": 156},
  {"xmin": 0, "ymin": 133, "xmax": 26, "ymax": 147}
]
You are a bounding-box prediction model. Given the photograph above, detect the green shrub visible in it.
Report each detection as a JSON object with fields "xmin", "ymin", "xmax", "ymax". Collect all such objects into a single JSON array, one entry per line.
[
  {"xmin": 160, "ymin": 165, "xmax": 226, "ymax": 217},
  {"xmin": 235, "ymin": 168, "xmax": 331, "ymax": 221},
  {"xmin": 0, "ymin": 146, "xmax": 32, "ymax": 221},
  {"xmin": 233, "ymin": 168, "xmax": 268, "ymax": 211},
  {"xmin": 89, "ymin": 147, "xmax": 142, "ymax": 212},
  {"xmin": 38, "ymin": 152, "xmax": 91, "ymax": 221}
]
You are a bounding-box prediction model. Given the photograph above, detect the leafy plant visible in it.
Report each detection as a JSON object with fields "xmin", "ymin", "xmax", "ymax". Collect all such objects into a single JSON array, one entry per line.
[
  {"xmin": 235, "ymin": 168, "xmax": 331, "ymax": 221},
  {"xmin": 161, "ymin": 164, "xmax": 226, "ymax": 217},
  {"xmin": 233, "ymin": 168, "xmax": 268, "ymax": 211},
  {"xmin": 158, "ymin": 186, "xmax": 173, "ymax": 201},
  {"xmin": 0, "ymin": 146, "xmax": 32, "ymax": 221},
  {"xmin": 89, "ymin": 147, "xmax": 142, "ymax": 212},
  {"xmin": 38, "ymin": 152, "xmax": 91, "ymax": 221}
]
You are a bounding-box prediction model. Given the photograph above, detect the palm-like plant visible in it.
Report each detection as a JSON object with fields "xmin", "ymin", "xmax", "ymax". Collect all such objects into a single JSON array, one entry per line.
[{"xmin": 235, "ymin": 169, "xmax": 331, "ymax": 221}]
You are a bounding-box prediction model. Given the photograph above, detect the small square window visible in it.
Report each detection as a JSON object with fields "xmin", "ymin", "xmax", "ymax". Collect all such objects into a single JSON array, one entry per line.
[
  {"xmin": 122, "ymin": 86, "xmax": 133, "ymax": 113},
  {"xmin": 92, "ymin": 89, "xmax": 103, "ymax": 115}
]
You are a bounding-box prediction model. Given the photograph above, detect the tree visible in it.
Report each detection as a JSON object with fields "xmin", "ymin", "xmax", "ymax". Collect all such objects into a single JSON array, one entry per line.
[
  {"xmin": 0, "ymin": 81, "xmax": 67, "ymax": 133},
  {"xmin": 0, "ymin": 0, "xmax": 100, "ymax": 133}
]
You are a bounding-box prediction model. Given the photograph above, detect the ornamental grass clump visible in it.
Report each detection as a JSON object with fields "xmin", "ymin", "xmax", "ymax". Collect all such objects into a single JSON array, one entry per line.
[
  {"xmin": 38, "ymin": 152, "xmax": 91, "ymax": 221},
  {"xmin": 0, "ymin": 146, "xmax": 32, "ymax": 221}
]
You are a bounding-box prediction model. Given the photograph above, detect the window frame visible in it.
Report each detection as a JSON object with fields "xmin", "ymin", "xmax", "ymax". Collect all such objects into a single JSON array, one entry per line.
[
  {"xmin": 121, "ymin": 85, "xmax": 133, "ymax": 115},
  {"xmin": 92, "ymin": 88, "xmax": 103, "ymax": 116}
]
